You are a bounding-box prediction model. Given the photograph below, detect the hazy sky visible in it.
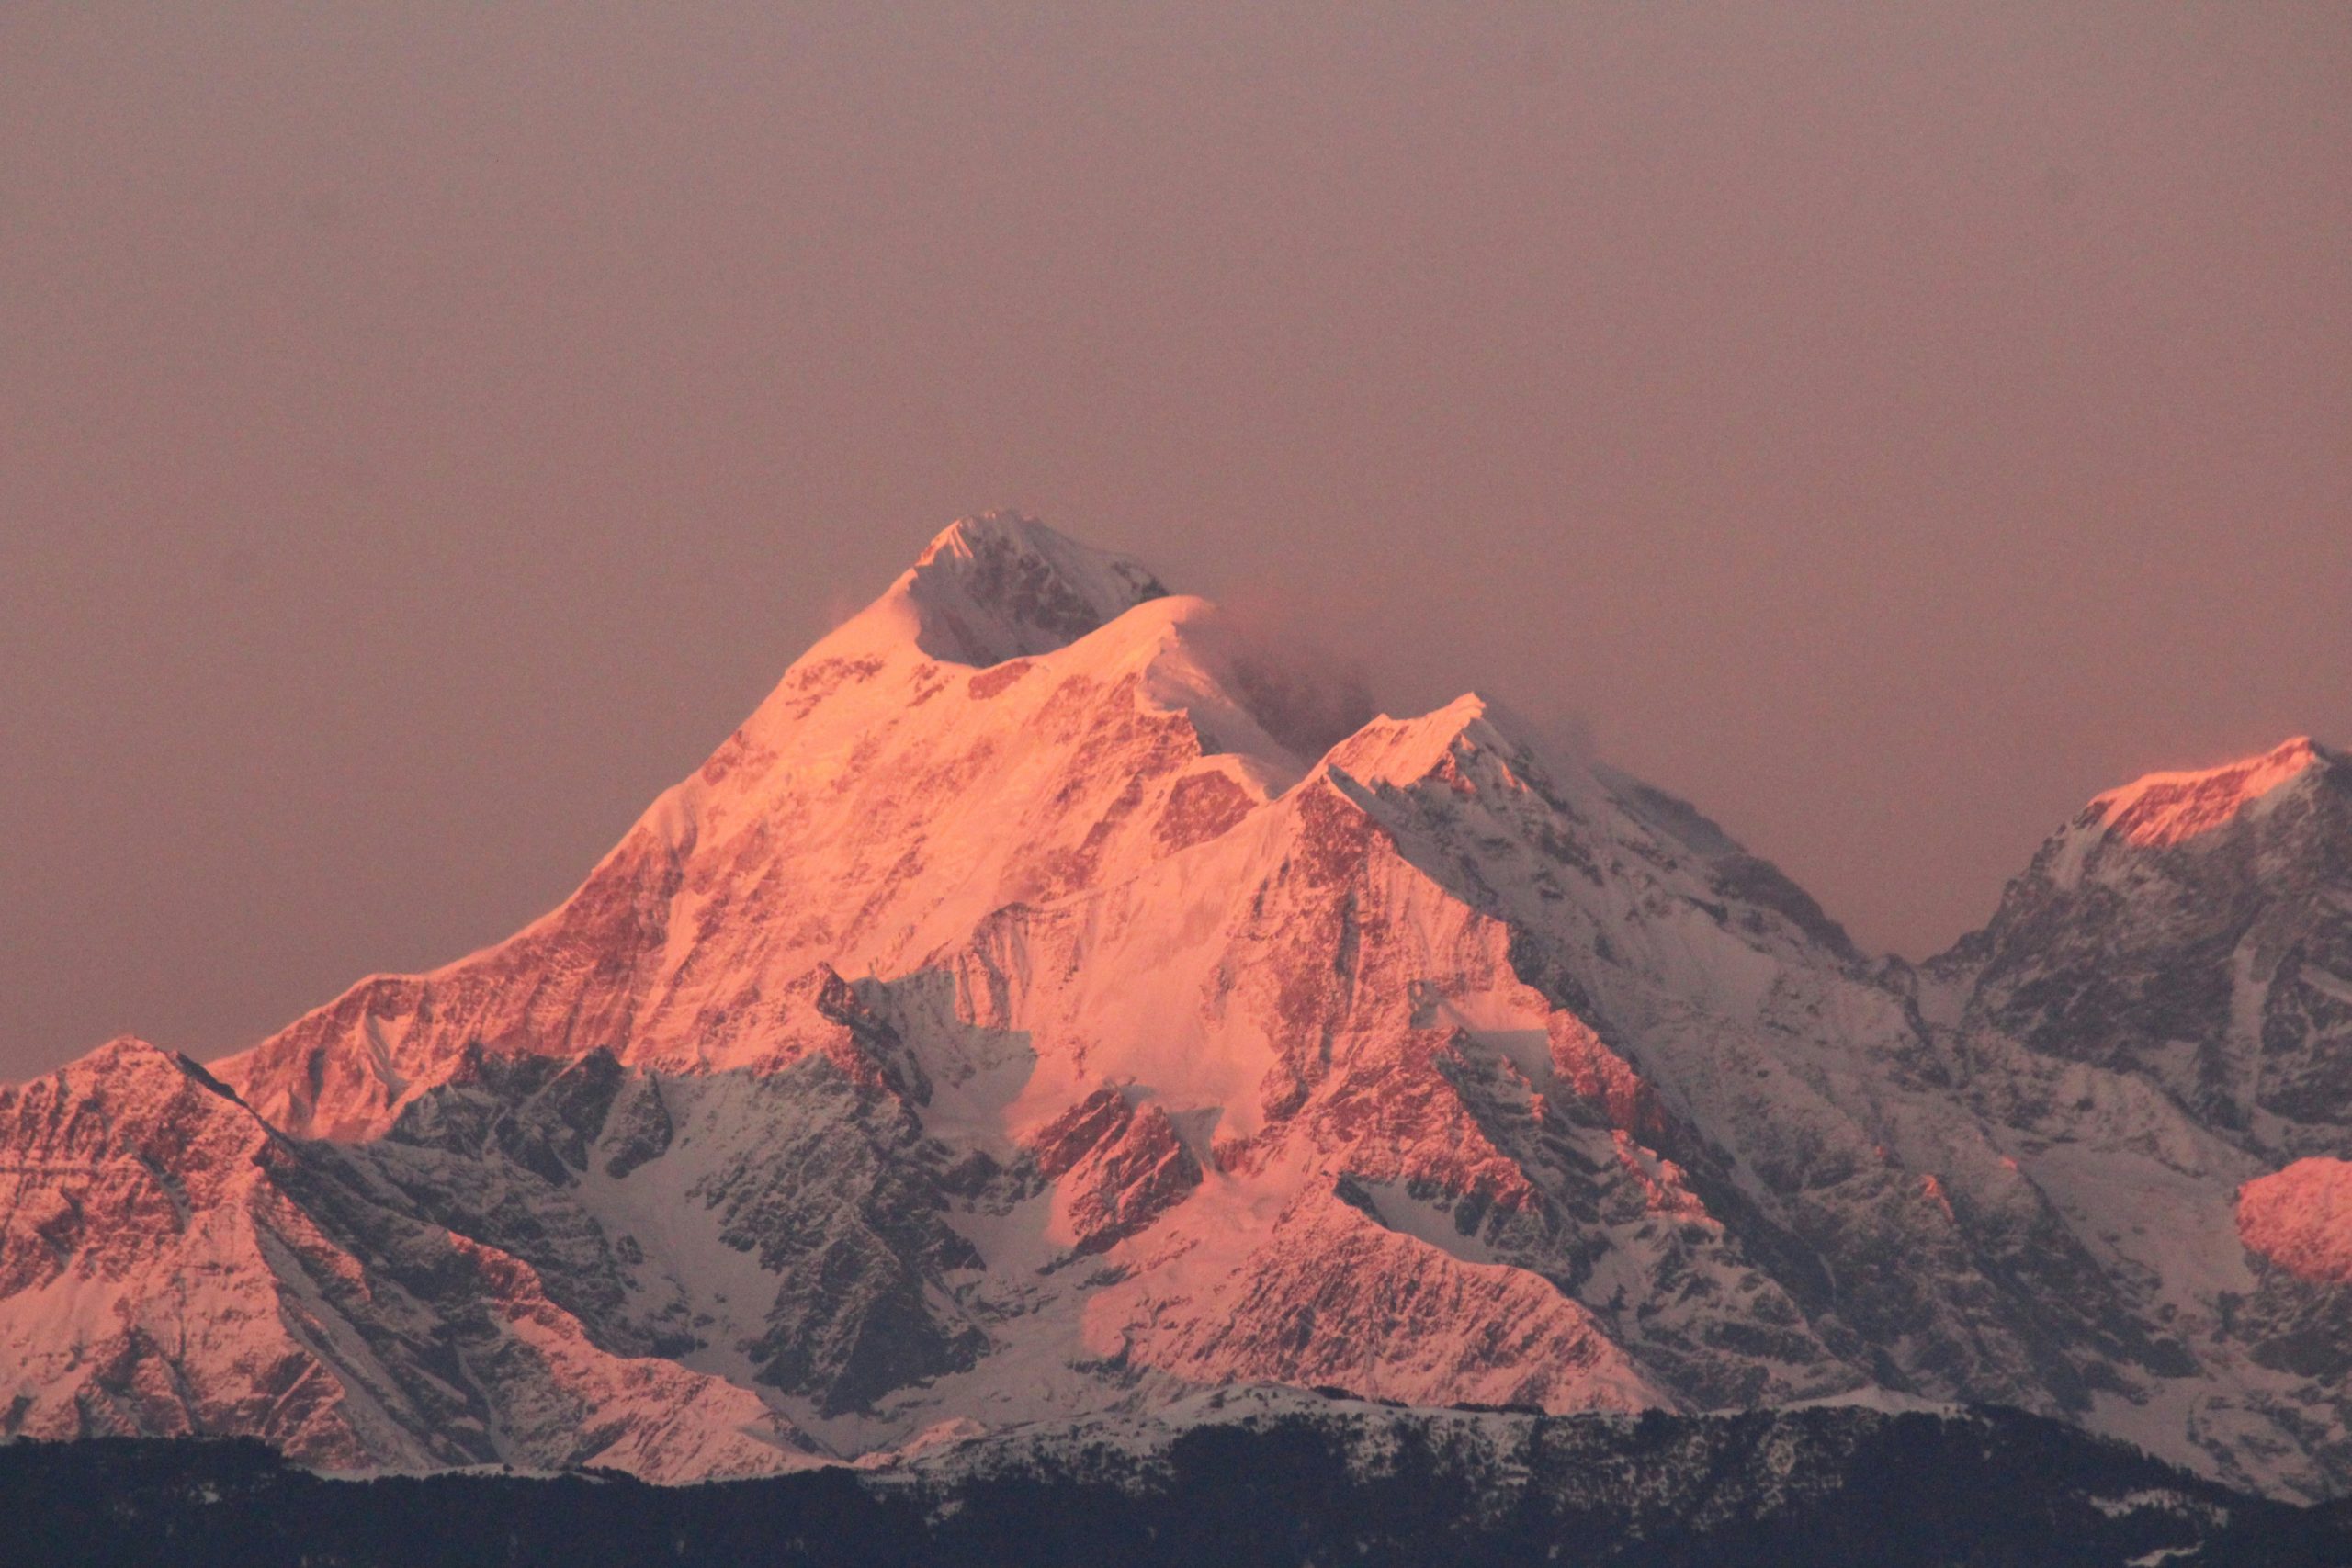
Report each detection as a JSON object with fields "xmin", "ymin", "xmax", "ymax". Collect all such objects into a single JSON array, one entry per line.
[{"xmin": 5, "ymin": 3, "xmax": 2347, "ymax": 1078}]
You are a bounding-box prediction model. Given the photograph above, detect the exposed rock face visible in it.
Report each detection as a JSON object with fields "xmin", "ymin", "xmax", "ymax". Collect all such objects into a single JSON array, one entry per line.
[
  {"xmin": 1024, "ymin": 1089, "xmax": 1203, "ymax": 1255},
  {"xmin": 5, "ymin": 514, "xmax": 2351, "ymax": 1498}
]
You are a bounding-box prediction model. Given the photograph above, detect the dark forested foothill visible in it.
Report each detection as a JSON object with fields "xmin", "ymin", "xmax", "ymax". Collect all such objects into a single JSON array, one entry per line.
[{"xmin": 6, "ymin": 1405, "xmax": 2349, "ymax": 1568}]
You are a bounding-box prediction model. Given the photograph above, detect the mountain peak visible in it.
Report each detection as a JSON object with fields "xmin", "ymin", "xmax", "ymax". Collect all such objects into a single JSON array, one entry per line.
[
  {"xmin": 890, "ymin": 512, "xmax": 1169, "ymax": 666},
  {"xmin": 62, "ymin": 1035, "xmax": 239, "ymax": 1099},
  {"xmin": 2086, "ymin": 735, "xmax": 2335, "ymax": 850},
  {"xmin": 13, "ymin": 1037, "xmax": 261, "ymax": 1160},
  {"xmin": 1323, "ymin": 694, "xmax": 1504, "ymax": 788},
  {"xmin": 912, "ymin": 510, "xmax": 1080, "ymax": 568},
  {"xmin": 1317, "ymin": 693, "xmax": 1597, "ymax": 805}
]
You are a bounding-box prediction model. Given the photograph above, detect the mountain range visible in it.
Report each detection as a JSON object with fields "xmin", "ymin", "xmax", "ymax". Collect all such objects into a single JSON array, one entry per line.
[{"xmin": 6, "ymin": 514, "xmax": 2347, "ymax": 1505}]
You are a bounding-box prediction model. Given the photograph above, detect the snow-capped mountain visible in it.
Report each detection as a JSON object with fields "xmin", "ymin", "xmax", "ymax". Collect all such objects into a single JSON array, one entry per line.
[
  {"xmin": 1942, "ymin": 735, "xmax": 2352, "ymax": 1154},
  {"xmin": 5, "ymin": 514, "xmax": 2347, "ymax": 1498}
]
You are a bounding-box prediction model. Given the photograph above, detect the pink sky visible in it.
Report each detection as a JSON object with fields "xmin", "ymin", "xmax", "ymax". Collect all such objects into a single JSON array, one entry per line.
[{"xmin": 3, "ymin": 3, "xmax": 2347, "ymax": 1076}]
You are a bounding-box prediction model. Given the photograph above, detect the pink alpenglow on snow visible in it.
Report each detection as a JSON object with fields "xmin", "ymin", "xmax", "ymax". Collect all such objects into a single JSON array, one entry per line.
[
  {"xmin": 2085, "ymin": 737, "xmax": 2329, "ymax": 849},
  {"xmin": 2238, "ymin": 1159, "xmax": 2352, "ymax": 1285}
]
